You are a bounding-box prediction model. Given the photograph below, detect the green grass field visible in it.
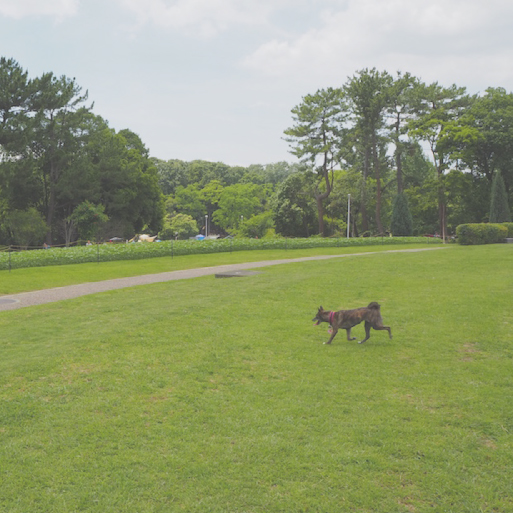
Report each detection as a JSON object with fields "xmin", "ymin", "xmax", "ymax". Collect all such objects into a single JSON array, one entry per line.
[
  {"xmin": 0, "ymin": 243, "xmax": 437, "ymax": 295},
  {"xmin": 1, "ymin": 244, "xmax": 512, "ymax": 512}
]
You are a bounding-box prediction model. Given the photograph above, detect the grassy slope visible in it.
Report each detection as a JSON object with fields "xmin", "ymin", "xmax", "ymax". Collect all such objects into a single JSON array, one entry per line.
[{"xmin": 0, "ymin": 244, "xmax": 512, "ymax": 512}]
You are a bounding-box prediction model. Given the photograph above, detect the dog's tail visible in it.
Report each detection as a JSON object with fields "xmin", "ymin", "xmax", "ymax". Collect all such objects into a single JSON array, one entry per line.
[{"xmin": 367, "ymin": 302, "xmax": 380, "ymax": 309}]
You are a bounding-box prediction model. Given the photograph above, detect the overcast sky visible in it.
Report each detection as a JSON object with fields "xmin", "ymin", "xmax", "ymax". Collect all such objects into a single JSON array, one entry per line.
[{"xmin": 1, "ymin": 0, "xmax": 513, "ymax": 166}]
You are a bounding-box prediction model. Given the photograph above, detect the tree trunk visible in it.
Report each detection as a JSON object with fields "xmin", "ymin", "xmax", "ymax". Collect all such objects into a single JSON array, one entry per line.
[
  {"xmin": 316, "ymin": 194, "xmax": 325, "ymax": 236},
  {"xmin": 372, "ymin": 132, "xmax": 383, "ymax": 235},
  {"xmin": 395, "ymin": 114, "xmax": 404, "ymax": 194},
  {"xmin": 360, "ymin": 146, "xmax": 371, "ymax": 233},
  {"xmin": 396, "ymin": 150, "xmax": 403, "ymax": 194},
  {"xmin": 437, "ymin": 166, "xmax": 447, "ymax": 242},
  {"xmin": 45, "ymin": 159, "xmax": 59, "ymax": 245},
  {"xmin": 315, "ymin": 151, "xmax": 334, "ymax": 236},
  {"xmin": 46, "ymin": 177, "xmax": 55, "ymax": 245}
]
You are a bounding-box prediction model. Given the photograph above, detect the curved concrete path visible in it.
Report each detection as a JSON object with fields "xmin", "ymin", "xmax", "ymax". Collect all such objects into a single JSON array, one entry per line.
[{"xmin": 0, "ymin": 247, "xmax": 445, "ymax": 312}]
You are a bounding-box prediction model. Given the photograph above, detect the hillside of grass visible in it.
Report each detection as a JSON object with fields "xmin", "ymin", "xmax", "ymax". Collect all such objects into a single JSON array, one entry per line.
[{"xmin": 0, "ymin": 244, "xmax": 512, "ymax": 512}]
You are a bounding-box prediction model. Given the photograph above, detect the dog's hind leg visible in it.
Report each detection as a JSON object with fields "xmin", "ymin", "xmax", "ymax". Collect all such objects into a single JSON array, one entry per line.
[
  {"xmin": 373, "ymin": 324, "xmax": 392, "ymax": 339},
  {"xmin": 346, "ymin": 328, "xmax": 356, "ymax": 341}
]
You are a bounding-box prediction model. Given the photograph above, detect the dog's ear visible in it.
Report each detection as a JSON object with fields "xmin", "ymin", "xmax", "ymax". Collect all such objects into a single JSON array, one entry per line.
[{"xmin": 319, "ymin": 306, "xmax": 323, "ymax": 311}]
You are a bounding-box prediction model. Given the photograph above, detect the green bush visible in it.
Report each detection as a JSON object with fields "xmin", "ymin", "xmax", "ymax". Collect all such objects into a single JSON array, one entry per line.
[
  {"xmin": 456, "ymin": 223, "xmax": 508, "ymax": 245},
  {"xmin": 502, "ymin": 222, "xmax": 513, "ymax": 237}
]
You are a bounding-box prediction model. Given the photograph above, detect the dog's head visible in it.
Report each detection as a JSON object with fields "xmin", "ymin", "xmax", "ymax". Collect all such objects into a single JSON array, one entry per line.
[{"xmin": 312, "ymin": 306, "xmax": 325, "ymax": 326}]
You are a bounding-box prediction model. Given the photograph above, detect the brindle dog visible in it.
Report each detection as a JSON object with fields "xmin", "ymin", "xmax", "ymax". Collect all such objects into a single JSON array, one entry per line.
[{"xmin": 312, "ymin": 302, "xmax": 392, "ymax": 345}]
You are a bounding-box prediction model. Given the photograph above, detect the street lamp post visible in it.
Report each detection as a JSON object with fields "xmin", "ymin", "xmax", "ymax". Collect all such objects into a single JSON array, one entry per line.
[
  {"xmin": 347, "ymin": 194, "xmax": 351, "ymax": 238},
  {"xmin": 205, "ymin": 215, "xmax": 208, "ymax": 238}
]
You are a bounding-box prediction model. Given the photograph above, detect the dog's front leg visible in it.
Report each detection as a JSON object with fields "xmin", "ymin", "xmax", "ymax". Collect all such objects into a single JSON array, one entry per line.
[
  {"xmin": 359, "ymin": 321, "xmax": 371, "ymax": 344},
  {"xmin": 346, "ymin": 328, "xmax": 356, "ymax": 341},
  {"xmin": 325, "ymin": 328, "xmax": 338, "ymax": 344}
]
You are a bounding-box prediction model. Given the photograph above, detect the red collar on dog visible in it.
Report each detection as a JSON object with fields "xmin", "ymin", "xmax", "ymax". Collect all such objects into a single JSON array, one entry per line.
[{"xmin": 328, "ymin": 311, "xmax": 335, "ymax": 325}]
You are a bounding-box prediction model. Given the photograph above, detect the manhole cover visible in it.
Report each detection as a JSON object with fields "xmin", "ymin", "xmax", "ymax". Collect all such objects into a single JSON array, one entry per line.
[
  {"xmin": 0, "ymin": 298, "xmax": 17, "ymax": 305},
  {"xmin": 215, "ymin": 270, "xmax": 262, "ymax": 278}
]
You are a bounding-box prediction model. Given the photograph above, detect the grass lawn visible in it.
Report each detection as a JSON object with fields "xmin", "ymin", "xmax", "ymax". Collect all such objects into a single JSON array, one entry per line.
[
  {"xmin": 1, "ymin": 243, "xmax": 438, "ymax": 295},
  {"xmin": 0, "ymin": 244, "xmax": 512, "ymax": 512}
]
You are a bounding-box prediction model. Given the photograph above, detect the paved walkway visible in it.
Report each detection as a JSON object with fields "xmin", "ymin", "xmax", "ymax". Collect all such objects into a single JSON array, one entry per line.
[{"xmin": 0, "ymin": 247, "xmax": 445, "ymax": 312}]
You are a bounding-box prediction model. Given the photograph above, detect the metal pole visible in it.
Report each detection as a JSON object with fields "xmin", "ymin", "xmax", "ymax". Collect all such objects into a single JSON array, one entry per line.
[
  {"xmin": 347, "ymin": 194, "xmax": 351, "ymax": 238},
  {"xmin": 8, "ymin": 245, "xmax": 11, "ymax": 273},
  {"xmin": 205, "ymin": 215, "xmax": 208, "ymax": 238}
]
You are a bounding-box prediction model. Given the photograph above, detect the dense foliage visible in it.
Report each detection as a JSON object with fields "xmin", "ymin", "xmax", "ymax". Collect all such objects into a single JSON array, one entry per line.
[
  {"xmin": 284, "ymin": 70, "xmax": 513, "ymax": 239},
  {"xmin": 2, "ymin": 58, "xmax": 512, "ymax": 246},
  {"xmin": 0, "ymin": 58, "xmax": 164, "ymax": 246}
]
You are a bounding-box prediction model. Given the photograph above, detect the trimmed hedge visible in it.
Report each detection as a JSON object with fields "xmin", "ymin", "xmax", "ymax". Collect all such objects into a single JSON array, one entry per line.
[
  {"xmin": 0, "ymin": 236, "xmax": 437, "ymax": 271},
  {"xmin": 456, "ymin": 223, "xmax": 509, "ymax": 245}
]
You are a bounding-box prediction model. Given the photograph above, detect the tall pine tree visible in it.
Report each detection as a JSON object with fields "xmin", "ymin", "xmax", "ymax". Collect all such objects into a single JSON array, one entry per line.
[
  {"xmin": 391, "ymin": 193, "xmax": 413, "ymax": 236},
  {"xmin": 489, "ymin": 171, "xmax": 511, "ymax": 222}
]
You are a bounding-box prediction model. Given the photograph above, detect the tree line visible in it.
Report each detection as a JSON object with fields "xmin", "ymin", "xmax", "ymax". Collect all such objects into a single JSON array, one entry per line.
[
  {"xmin": 284, "ymin": 69, "xmax": 512, "ymax": 238},
  {"xmin": 155, "ymin": 68, "xmax": 512, "ymax": 240},
  {"xmin": 1, "ymin": 59, "xmax": 511, "ymax": 247},
  {"xmin": 0, "ymin": 57, "xmax": 164, "ymax": 246}
]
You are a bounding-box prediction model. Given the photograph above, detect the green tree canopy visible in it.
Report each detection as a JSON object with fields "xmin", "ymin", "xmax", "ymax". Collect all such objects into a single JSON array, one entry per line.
[
  {"xmin": 213, "ymin": 183, "xmax": 267, "ymax": 233},
  {"xmin": 160, "ymin": 213, "xmax": 198, "ymax": 240},
  {"xmin": 0, "ymin": 58, "xmax": 164, "ymax": 245},
  {"xmin": 70, "ymin": 201, "xmax": 109, "ymax": 242},
  {"xmin": 272, "ymin": 171, "xmax": 317, "ymax": 237}
]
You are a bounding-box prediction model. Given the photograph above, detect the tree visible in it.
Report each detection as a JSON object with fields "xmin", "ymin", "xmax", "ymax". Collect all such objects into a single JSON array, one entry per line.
[
  {"xmin": 241, "ymin": 162, "xmax": 301, "ymax": 185},
  {"xmin": 29, "ymin": 72, "xmax": 93, "ymax": 244},
  {"xmin": 1, "ymin": 59, "xmax": 164, "ymax": 245},
  {"xmin": 69, "ymin": 201, "xmax": 109, "ymax": 243},
  {"xmin": 239, "ymin": 211, "xmax": 274, "ymax": 238},
  {"xmin": 386, "ymin": 72, "xmax": 418, "ymax": 194},
  {"xmin": 88, "ymin": 127, "xmax": 165, "ymax": 238},
  {"xmin": 0, "ymin": 59, "xmax": 46, "ymax": 214},
  {"xmin": 284, "ymin": 87, "xmax": 346, "ymax": 236},
  {"xmin": 160, "ymin": 213, "xmax": 198, "ymax": 240},
  {"xmin": 344, "ymin": 69, "xmax": 393, "ymax": 234},
  {"xmin": 454, "ymin": 88, "xmax": 513, "ymax": 187},
  {"xmin": 6, "ymin": 208, "xmax": 47, "ymax": 248},
  {"xmin": 174, "ymin": 184, "xmax": 206, "ymax": 227},
  {"xmin": 153, "ymin": 158, "xmax": 189, "ymax": 195},
  {"xmin": 409, "ymin": 81, "xmax": 471, "ymax": 240},
  {"xmin": 390, "ymin": 193, "xmax": 413, "ymax": 236},
  {"xmin": 213, "ymin": 183, "xmax": 267, "ymax": 233},
  {"xmin": 0, "ymin": 57, "xmax": 31, "ymax": 152},
  {"xmin": 271, "ymin": 171, "xmax": 317, "ymax": 237},
  {"xmin": 444, "ymin": 169, "xmax": 489, "ymax": 230},
  {"xmin": 489, "ymin": 171, "xmax": 511, "ymax": 222},
  {"xmin": 200, "ymin": 180, "xmax": 223, "ymax": 232}
]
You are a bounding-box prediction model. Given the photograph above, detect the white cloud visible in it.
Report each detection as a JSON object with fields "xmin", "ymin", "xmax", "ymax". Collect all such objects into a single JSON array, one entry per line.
[
  {"xmin": 115, "ymin": 0, "xmax": 279, "ymax": 37},
  {"xmin": 242, "ymin": 0, "xmax": 513, "ymax": 91},
  {"xmin": 0, "ymin": 0, "xmax": 79, "ymax": 21}
]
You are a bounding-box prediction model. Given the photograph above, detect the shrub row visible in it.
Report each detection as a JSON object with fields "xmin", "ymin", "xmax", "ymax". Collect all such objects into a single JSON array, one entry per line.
[
  {"xmin": 456, "ymin": 223, "xmax": 511, "ymax": 245},
  {"xmin": 0, "ymin": 236, "xmax": 437, "ymax": 271}
]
